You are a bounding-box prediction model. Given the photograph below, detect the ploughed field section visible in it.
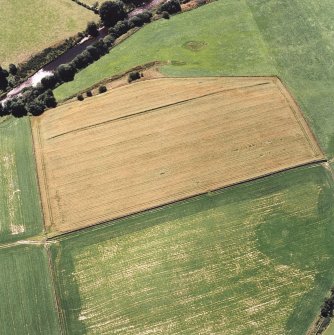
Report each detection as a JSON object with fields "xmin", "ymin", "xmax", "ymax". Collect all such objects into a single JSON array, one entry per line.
[{"xmin": 32, "ymin": 77, "xmax": 324, "ymax": 234}]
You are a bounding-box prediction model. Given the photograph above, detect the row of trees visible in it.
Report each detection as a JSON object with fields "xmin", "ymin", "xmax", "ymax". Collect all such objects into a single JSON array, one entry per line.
[
  {"xmin": 0, "ymin": 88, "xmax": 57, "ymax": 118},
  {"xmin": 97, "ymin": 0, "xmax": 182, "ymax": 20},
  {"xmin": 44, "ymin": 3, "xmax": 154, "ymax": 91},
  {"xmin": 321, "ymin": 288, "xmax": 334, "ymax": 318},
  {"xmin": 77, "ymin": 85, "xmax": 107, "ymax": 101},
  {"xmin": 0, "ymin": 36, "xmax": 79, "ymax": 96},
  {"xmin": 39, "ymin": 38, "xmax": 110, "ymax": 92},
  {"xmin": 0, "ymin": 0, "xmax": 183, "ymax": 117},
  {"xmin": 98, "ymin": 0, "xmax": 181, "ymax": 29}
]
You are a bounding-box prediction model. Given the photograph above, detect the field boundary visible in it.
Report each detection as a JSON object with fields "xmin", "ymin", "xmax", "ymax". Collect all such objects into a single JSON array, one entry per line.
[
  {"xmin": 58, "ymin": 61, "xmax": 166, "ymax": 103},
  {"xmin": 275, "ymin": 77, "xmax": 324, "ymax": 158},
  {"xmin": 50, "ymin": 80, "xmax": 271, "ymax": 139},
  {"xmin": 31, "ymin": 119, "xmax": 55, "ymax": 233},
  {"xmin": 45, "ymin": 245, "xmax": 66, "ymax": 335},
  {"xmin": 34, "ymin": 76, "xmax": 274, "ymax": 233},
  {"xmin": 34, "ymin": 76, "xmax": 325, "ymax": 235},
  {"xmin": 46, "ymin": 158, "xmax": 326, "ymax": 239}
]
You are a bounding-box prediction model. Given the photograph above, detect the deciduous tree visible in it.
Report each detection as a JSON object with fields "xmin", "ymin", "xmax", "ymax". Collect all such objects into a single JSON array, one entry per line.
[{"xmin": 99, "ymin": 1, "xmax": 126, "ymax": 27}]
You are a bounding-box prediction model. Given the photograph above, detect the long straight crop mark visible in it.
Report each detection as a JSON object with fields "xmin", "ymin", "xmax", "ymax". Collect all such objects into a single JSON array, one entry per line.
[
  {"xmin": 48, "ymin": 81, "xmax": 271, "ymax": 140},
  {"xmin": 46, "ymin": 158, "xmax": 327, "ymax": 240}
]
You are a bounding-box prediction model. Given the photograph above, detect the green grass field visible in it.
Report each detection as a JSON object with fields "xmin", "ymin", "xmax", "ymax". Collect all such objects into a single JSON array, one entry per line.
[
  {"xmin": 0, "ymin": 117, "xmax": 43, "ymax": 243},
  {"xmin": 0, "ymin": 0, "xmax": 96, "ymax": 65},
  {"xmin": 0, "ymin": 244, "xmax": 61, "ymax": 334},
  {"xmin": 246, "ymin": 0, "xmax": 334, "ymax": 161},
  {"xmin": 54, "ymin": 0, "xmax": 334, "ymax": 159},
  {"xmin": 54, "ymin": 0, "xmax": 277, "ymax": 101},
  {"xmin": 50, "ymin": 164, "xmax": 334, "ymax": 335}
]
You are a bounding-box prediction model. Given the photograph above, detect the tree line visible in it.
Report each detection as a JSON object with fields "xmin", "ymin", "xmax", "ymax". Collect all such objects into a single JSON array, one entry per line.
[{"xmin": 0, "ymin": 0, "xmax": 182, "ymax": 117}]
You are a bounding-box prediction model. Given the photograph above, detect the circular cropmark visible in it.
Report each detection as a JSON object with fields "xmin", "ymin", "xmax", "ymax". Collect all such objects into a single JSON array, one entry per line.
[{"xmin": 182, "ymin": 40, "xmax": 207, "ymax": 52}]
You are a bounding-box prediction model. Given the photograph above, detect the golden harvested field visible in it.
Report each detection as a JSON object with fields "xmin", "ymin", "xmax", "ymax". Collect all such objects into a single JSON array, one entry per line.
[{"xmin": 32, "ymin": 77, "xmax": 324, "ymax": 234}]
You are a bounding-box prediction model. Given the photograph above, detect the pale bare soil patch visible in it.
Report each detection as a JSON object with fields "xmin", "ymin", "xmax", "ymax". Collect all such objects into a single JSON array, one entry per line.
[{"xmin": 32, "ymin": 77, "xmax": 324, "ymax": 234}]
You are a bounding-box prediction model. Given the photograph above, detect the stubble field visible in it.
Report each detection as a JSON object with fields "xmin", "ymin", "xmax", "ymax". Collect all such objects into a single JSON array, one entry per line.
[
  {"xmin": 32, "ymin": 77, "xmax": 323, "ymax": 234},
  {"xmin": 50, "ymin": 164, "xmax": 334, "ymax": 335}
]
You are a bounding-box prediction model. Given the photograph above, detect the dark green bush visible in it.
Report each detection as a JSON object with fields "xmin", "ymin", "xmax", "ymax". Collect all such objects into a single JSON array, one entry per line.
[
  {"xmin": 162, "ymin": 11, "xmax": 170, "ymax": 19},
  {"xmin": 98, "ymin": 85, "xmax": 107, "ymax": 93},
  {"xmin": 103, "ymin": 35, "xmax": 115, "ymax": 48},
  {"xmin": 56, "ymin": 64, "xmax": 76, "ymax": 82},
  {"xmin": 99, "ymin": 1, "xmax": 126, "ymax": 27},
  {"xmin": 86, "ymin": 21, "xmax": 99, "ymax": 37},
  {"xmin": 26, "ymin": 100, "xmax": 45, "ymax": 116},
  {"xmin": 128, "ymin": 71, "xmax": 141, "ymax": 83},
  {"xmin": 157, "ymin": 0, "xmax": 181, "ymax": 14},
  {"xmin": 8, "ymin": 64, "xmax": 18, "ymax": 76},
  {"xmin": 41, "ymin": 74, "xmax": 59, "ymax": 90}
]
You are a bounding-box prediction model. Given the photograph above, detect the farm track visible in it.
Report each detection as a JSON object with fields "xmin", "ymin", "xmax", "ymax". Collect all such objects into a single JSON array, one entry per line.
[{"xmin": 31, "ymin": 76, "xmax": 324, "ymax": 235}]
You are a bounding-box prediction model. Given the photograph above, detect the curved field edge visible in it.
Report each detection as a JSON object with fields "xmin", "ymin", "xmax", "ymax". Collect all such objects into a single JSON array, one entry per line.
[
  {"xmin": 54, "ymin": 0, "xmax": 334, "ymax": 159},
  {"xmin": 53, "ymin": 0, "xmax": 277, "ymax": 101},
  {"xmin": 0, "ymin": 245, "xmax": 61, "ymax": 335},
  {"xmin": 50, "ymin": 164, "xmax": 334, "ymax": 335},
  {"xmin": 0, "ymin": 117, "xmax": 44, "ymax": 244}
]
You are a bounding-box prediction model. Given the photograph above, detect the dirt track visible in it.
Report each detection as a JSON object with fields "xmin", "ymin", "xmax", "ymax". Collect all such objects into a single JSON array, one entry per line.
[{"xmin": 32, "ymin": 77, "xmax": 324, "ymax": 234}]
